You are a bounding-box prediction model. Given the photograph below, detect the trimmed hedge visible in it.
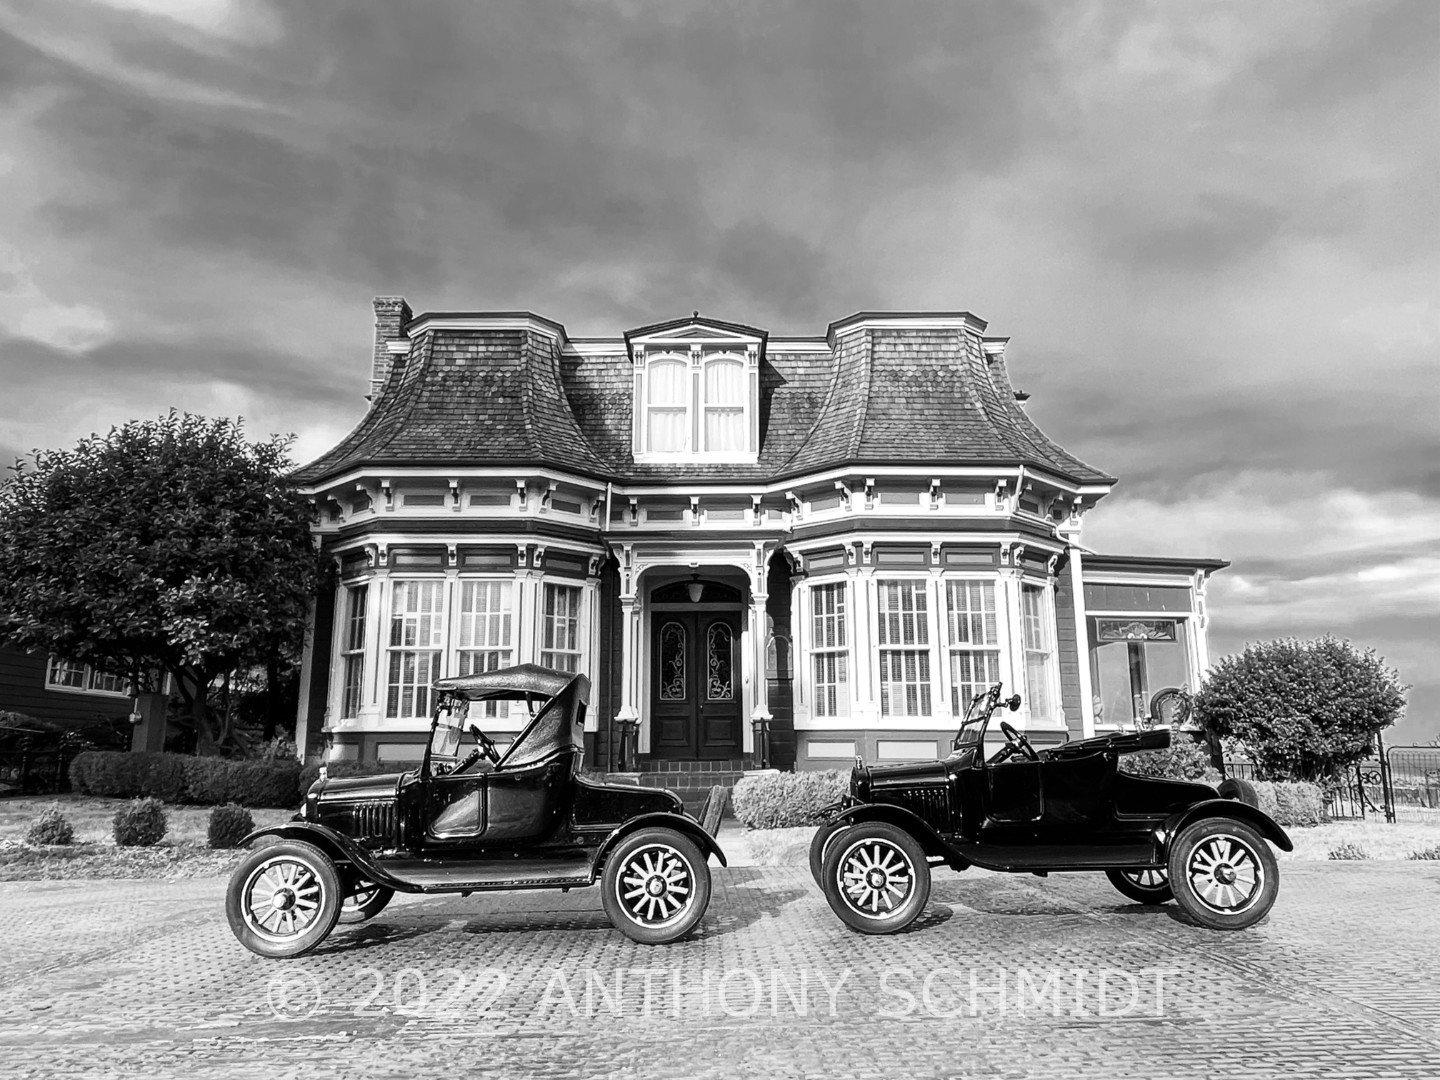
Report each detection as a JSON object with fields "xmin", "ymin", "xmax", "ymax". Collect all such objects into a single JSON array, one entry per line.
[
  {"xmin": 731, "ymin": 770, "xmax": 848, "ymax": 830},
  {"xmin": 70, "ymin": 751, "xmax": 303, "ymax": 809},
  {"xmin": 1249, "ymin": 779, "xmax": 1325, "ymax": 827}
]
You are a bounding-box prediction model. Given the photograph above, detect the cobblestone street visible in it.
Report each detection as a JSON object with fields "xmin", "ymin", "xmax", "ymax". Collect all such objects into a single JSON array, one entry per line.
[{"xmin": 0, "ymin": 862, "xmax": 1436, "ymax": 1079}]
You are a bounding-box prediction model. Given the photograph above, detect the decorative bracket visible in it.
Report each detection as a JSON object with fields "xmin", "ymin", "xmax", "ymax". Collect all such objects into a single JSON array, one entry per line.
[
  {"xmin": 446, "ymin": 543, "xmax": 458, "ymax": 568},
  {"xmin": 864, "ymin": 477, "xmax": 876, "ymax": 510},
  {"xmin": 628, "ymin": 497, "xmax": 640, "ymax": 526},
  {"xmin": 514, "ymin": 479, "xmax": 528, "ymax": 511},
  {"xmin": 835, "ymin": 479, "xmax": 852, "ymax": 511},
  {"xmin": 929, "ymin": 478, "xmax": 942, "ymax": 510},
  {"xmin": 785, "ymin": 490, "xmax": 801, "ymax": 519},
  {"xmin": 448, "ymin": 479, "xmax": 461, "ymax": 513},
  {"xmin": 690, "ymin": 495, "xmax": 701, "ymax": 525},
  {"xmin": 379, "ymin": 479, "xmax": 394, "ymax": 512},
  {"xmin": 751, "ymin": 494, "xmax": 763, "ymax": 526},
  {"xmin": 539, "ymin": 481, "xmax": 556, "ymax": 514}
]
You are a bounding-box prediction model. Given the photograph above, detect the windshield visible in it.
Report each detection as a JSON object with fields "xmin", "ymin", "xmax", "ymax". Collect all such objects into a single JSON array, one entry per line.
[{"xmin": 951, "ymin": 686, "xmax": 1000, "ymax": 747}]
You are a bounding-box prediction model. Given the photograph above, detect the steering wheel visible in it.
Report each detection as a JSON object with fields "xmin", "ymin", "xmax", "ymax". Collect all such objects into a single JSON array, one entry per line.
[
  {"xmin": 999, "ymin": 720, "xmax": 1040, "ymax": 762},
  {"xmin": 469, "ymin": 725, "xmax": 501, "ymax": 764}
]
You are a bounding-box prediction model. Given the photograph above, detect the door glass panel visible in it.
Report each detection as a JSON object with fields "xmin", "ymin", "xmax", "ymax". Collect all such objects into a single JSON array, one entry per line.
[
  {"xmin": 706, "ymin": 622, "xmax": 734, "ymax": 701},
  {"xmin": 659, "ymin": 621, "xmax": 687, "ymax": 701}
]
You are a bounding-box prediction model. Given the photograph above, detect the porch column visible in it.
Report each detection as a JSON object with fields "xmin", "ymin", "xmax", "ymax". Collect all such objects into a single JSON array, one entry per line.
[
  {"xmin": 1069, "ymin": 548, "xmax": 1096, "ymax": 738},
  {"xmin": 615, "ymin": 595, "xmax": 640, "ymax": 734},
  {"xmin": 747, "ymin": 586, "xmax": 771, "ymax": 755}
]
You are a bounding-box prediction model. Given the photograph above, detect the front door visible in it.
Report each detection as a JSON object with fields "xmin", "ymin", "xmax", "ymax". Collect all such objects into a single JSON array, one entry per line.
[{"xmin": 650, "ymin": 611, "xmax": 743, "ymax": 760}]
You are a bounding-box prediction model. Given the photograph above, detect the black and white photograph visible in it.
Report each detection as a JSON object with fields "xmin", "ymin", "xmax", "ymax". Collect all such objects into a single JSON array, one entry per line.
[{"xmin": 0, "ymin": 2, "xmax": 1435, "ymax": 1078}]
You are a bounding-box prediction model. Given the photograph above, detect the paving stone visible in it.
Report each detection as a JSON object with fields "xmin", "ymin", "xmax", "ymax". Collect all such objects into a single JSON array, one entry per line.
[{"xmin": 0, "ymin": 863, "xmax": 1435, "ymax": 1078}]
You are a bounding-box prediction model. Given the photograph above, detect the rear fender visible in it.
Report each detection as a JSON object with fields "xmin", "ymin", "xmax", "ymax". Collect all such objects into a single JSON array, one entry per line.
[
  {"xmin": 1157, "ymin": 799, "xmax": 1294, "ymax": 857},
  {"xmin": 590, "ymin": 811, "xmax": 728, "ymax": 880},
  {"xmin": 239, "ymin": 823, "xmax": 413, "ymax": 891},
  {"xmin": 834, "ymin": 804, "xmax": 968, "ymax": 868}
]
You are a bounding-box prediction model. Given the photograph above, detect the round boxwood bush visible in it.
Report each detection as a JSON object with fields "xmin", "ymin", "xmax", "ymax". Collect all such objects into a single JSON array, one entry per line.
[
  {"xmin": 25, "ymin": 804, "xmax": 75, "ymax": 846},
  {"xmin": 113, "ymin": 797, "xmax": 168, "ymax": 847},
  {"xmin": 207, "ymin": 803, "xmax": 255, "ymax": 849}
]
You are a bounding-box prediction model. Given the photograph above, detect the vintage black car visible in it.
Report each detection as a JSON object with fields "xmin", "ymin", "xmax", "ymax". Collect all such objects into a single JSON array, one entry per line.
[
  {"xmin": 226, "ymin": 665, "xmax": 725, "ymax": 958},
  {"xmin": 811, "ymin": 684, "xmax": 1291, "ymax": 934}
]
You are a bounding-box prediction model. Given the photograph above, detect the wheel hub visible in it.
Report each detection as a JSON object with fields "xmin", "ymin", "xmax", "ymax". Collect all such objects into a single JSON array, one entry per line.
[
  {"xmin": 867, "ymin": 869, "xmax": 887, "ymax": 889},
  {"xmin": 646, "ymin": 876, "xmax": 666, "ymax": 897},
  {"xmin": 1214, "ymin": 864, "xmax": 1236, "ymax": 885},
  {"xmin": 271, "ymin": 888, "xmax": 296, "ymax": 911}
]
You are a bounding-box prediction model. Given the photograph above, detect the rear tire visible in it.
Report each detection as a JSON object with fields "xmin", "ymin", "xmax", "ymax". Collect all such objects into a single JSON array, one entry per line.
[
  {"xmin": 1106, "ymin": 867, "xmax": 1174, "ymax": 904},
  {"xmin": 820, "ymin": 822, "xmax": 931, "ymax": 935},
  {"xmin": 1168, "ymin": 817, "xmax": 1278, "ymax": 931},
  {"xmin": 338, "ymin": 881, "xmax": 394, "ymax": 924},
  {"xmin": 226, "ymin": 840, "xmax": 343, "ymax": 958},
  {"xmin": 809, "ymin": 820, "xmax": 849, "ymax": 890},
  {"xmin": 601, "ymin": 828, "xmax": 712, "ymax": 945}
]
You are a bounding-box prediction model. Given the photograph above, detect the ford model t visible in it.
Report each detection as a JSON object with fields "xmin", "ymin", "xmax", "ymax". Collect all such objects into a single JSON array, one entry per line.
[
  {"xmin": 812, "ymin": 684, "xmax": 1290, "ymax": 934},
  {"xmin": 226, "ymin": 665, "xmax": 725, "ymax": 957}
]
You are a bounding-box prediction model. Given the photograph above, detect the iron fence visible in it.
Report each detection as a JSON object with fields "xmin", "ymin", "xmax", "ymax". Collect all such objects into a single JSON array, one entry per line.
[
  {"xmin": 0, "ymin": 749, "xmax": 75, "ymax": 795},
  {"xmin": 1385, "ymin": 746, "xmax": 1440, "ymax": 822}
]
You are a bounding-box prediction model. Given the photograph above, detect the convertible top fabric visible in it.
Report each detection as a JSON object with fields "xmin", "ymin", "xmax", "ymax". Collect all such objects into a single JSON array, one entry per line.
[{"xmin": 433, "ymin": 664, "xmax": 581, "ymax": 702}]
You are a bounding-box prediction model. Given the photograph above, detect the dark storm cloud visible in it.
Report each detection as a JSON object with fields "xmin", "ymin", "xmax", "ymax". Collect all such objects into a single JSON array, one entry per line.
[{"xmin": 0, "ymin": 0, "xmax": 1434, "ymax": 729}]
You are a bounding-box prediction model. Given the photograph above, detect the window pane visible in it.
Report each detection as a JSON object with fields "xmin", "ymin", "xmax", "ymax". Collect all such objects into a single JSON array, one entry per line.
[
  {"xmin": 659, "ymin": 621, "xmax": 687, "ymax": 701},
  {"xmin": 1021, "ymin": 585, "xmax": 1052, "ymax": 717},
  {"xmin": 703, "ymin": 358, "xmax": 744, "ymax": 405},
  {"xmin": 879, "ymin": 650, "xmax": 932, "ymax": 717},
  {"xmin": 47, "ymin": 658, "xmax": 85, "ymax": 689},
  {"xmin": 812, "ymin": 583, "xmax": 847, "ymax": 648},
  {"xmin": 540, "ymin": 584, "xmax": 583, "ymax": 674},
  {"xmin": 647, "ymin": 408, "xmax": 689, "ymax": 452},
  {"xmin": 950, "ymin": 650, "xmax": 1002, "ymax": 715},
  {"xmin": 648, "ymin": 359, "xmax": 689, "ymax": 405},
  {"xmin": 947, "ymin": 581, "xmax": 997, "ymax": 645},
  {"xmin": 704, "ymin": 407, "xmax": 745, "ymax": 451},
  {"xmin": 877, "ymin": 581, "xmax": 928, "ymax": 646},
  {"xmin": 88, "ymin": 668, "xmax": 126, "ymax": 694},
  {"xmin": 812, "ymin": 653, "xmax": 849, "ymax": 718}
]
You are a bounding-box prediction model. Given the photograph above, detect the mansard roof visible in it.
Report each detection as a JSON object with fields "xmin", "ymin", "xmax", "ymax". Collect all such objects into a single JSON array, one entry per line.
[{"xmin": 292, "ymin": 308, "xmax": 1115, "ymax": 488}]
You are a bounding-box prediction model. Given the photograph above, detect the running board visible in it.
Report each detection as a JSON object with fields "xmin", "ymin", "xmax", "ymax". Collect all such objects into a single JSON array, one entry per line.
[{"xmin": 378, "ymin": 856, "xmax": 593, "ymax": 893}]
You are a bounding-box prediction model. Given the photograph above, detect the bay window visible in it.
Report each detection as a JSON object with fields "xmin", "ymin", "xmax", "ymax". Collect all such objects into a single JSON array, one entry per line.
[
  {"xmin": 456, "ymin": 579, "xmax": 513, "ymax": 717},
  {"xmin": 1020, "ymin": 584, "xmax": 1055, "ymax": 718},
  {"xmin": 540, "ymin": 583, "xmax": 583, "ymax": 673},
  {"xmin": 386, "ymin": 579, "xmax": 444, "ymax": 719},
  {"xmin": 810, "ymin": 581, "xmax": 849, "ymax": 717},
  {"xmin": 946, "ymin": 580, "xmax": 1001, "ymax": 715},
  {"xmin": 876, "ymin": 580, "xmax": 932, "ymax": 717},
  {"xmin": 340, "ymin": 583, "xmax": 368, "ymax": 718}
]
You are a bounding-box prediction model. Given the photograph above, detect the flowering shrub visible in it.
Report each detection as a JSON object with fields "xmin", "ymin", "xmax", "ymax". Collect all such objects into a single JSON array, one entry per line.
[
  {"xmin": 113, "ymin": 797, "xmax": 168, "ymax": 847},
  {"xmin": 731, "ymin": 771, "xmax": 848, "ymax": 830}
]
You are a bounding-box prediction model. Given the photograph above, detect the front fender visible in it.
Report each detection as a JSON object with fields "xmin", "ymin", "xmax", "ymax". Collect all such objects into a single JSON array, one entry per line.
[
  {"xmin": 590, "ymin": 811, "xmax": 728, "ymax": 881},
  {"xmin": 239, "ymin": 823, "xmax": 414, "ymax": 891},
  {"xmin": 834, "ymin": 804, "xmax": 968, "ymax": 868},
  {"xmin": 1157, "ymin": 799, "xmax": 1294, "ymax": 856}
]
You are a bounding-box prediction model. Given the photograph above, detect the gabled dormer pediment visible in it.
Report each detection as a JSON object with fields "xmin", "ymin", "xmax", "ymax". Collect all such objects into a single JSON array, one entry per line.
[{"xmin": 624, "ymin": 315, "xmax": 767, "ymax": 464}]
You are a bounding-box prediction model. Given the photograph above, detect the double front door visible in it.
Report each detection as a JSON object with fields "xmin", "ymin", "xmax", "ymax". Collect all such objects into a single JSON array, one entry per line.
[{"xmin": 650, "ymin": 610, "xmax": 742, "ymax": 760}]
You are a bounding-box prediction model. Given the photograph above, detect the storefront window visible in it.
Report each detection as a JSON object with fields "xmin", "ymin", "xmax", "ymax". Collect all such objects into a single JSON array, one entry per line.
[{"xmin": 1088, "ymin": 617, "xmax": 1191, "ymax": 726}]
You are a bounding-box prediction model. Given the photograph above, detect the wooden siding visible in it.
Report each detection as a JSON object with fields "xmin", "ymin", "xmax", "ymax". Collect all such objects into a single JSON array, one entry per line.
[
  {"xmin": 0, "ymin": 647, "xmax": 133, "ymax": 726},
  {"xmin": 1053, "ymin": 571, "xmax": 1084, "ymax": 738}
]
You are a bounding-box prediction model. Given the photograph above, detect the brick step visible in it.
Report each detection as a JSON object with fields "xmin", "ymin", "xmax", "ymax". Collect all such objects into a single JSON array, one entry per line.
[{"xmin": 638, "ymin": 759, "xmax": 746, "ymax": 774}]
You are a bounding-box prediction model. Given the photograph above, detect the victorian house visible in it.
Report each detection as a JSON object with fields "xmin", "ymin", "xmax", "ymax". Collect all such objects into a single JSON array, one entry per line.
[{"xmin": 291, "ymin": 299, "xmax": 1224, "ymax": 774}]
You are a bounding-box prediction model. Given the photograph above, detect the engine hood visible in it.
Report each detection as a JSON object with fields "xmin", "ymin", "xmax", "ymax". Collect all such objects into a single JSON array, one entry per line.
[
  {"xmin": 312, "ymin": 771, "xmax": 406, "ymax": 804},
  {"xmin": 853, "ymin": 759, "xmax": 949, "ymax": 801}
]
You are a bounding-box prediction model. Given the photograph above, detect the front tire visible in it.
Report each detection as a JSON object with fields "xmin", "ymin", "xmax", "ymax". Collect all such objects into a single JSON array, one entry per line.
[
  {"xmin": 809, "ymin": 820, "xmax": 850, "ymax": 890},
  {"xmin": 226, "ymin": 840, "xmax": 343, "ymax": 958},
  {"xmin": 1106, "ymin": 867, "xmax": 1174, "ymax": 904},
  {"xmin": 601, "ymin": 828, "xmax": 712, "ymax": 945},
  {"xmin": 1168, "ymin": 818, "xmax": 1279, "ymax": 930},
  {"xmin": 338, "ymin": 881, "xmax": 394, "ymax": 924},
  {"xmin": 821, "ymin": 822, "xmax": 931, "ymax": 935}
]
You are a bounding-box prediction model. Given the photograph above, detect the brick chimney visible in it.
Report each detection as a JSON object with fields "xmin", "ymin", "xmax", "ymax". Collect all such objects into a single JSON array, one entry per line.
[{"xmin": 371, "ymin": 296, "xmax": 412, "ymax": 400}]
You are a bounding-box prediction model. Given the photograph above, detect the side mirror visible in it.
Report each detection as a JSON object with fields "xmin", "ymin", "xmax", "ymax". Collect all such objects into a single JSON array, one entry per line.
[{"xmin": 1006, "ymin": 695, "xmax": 1022, "ymax": 712}]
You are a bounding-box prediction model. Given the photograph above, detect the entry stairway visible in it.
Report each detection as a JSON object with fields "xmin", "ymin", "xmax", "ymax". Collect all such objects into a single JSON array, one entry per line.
[{"xmin": 593, "ymin": 759, "xmax": 748, "ymax": 819}]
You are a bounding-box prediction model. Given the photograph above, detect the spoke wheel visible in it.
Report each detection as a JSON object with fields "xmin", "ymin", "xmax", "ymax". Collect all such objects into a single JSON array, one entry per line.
[
  {"xmin": 226, "ymin": 840, "xmax": 342, "ymax": 959},
  {"xmin": 1167, "ymin": 818, "xmax": 1279, "ymax": 931},
  {"xmin": 338, "ymin": 880, "xmax": 394, "ymax": 924},
  {"xmin": 601, "ymin": 828, "xmax": 712, "ymax": 945},
  {"xmin": 820, "ymin": 822, "xmax": 930, "ymax": 935},
  {"xmin": 1106, "ymin": 867, "xmax": 1173, "ymax": 904}
]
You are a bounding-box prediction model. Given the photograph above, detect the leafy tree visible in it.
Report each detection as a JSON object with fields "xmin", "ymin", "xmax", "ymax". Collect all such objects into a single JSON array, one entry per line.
[
  {"xmin": 1194, "ymin": 637, "xmax": 1407, "ymax": 782},
  {"xmin": 0, "ymin": 412, "xmax": 320, "ymax": 753}
]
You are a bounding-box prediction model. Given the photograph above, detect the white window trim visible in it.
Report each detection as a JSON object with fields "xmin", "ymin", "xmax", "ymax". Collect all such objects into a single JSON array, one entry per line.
[
  {"xmin": 339, "ymin": 582, "xmax": 369, "ymax": 719},
  {"xmin": 384, "ymin": 575, "xmax": 448, "ymax": 721},
  {"xmin": 451, "ymin": 575, "xmax": 518, "ymax": 722},
  {"xmin": 538, "ymin": 579, "xmax": 586, "ymax": 674},
  {"xmin": 1017, "ymin": 579, "xmax": 1062, "ymax": 725},
  {"xmin": 873, "ymin": 574, "xmax": 938, "ymax": 720},
  {"xmin": 44, "ymin": 657, "xmax": 130, "ymax": 698},
  {"xmin": 808, "ymin": 579, "xmax": 851, "ymax": 719},
  {"xmin": 633, "ymin": 347, "xmax": 759, "ymax": 464},
  {"xmin": 943, "ymin": 576, "xmax": 1004, "ymax": 718},
  {"xmin": 1086, "ymin": 608, "xmax": 1198, "ymax": 730}
]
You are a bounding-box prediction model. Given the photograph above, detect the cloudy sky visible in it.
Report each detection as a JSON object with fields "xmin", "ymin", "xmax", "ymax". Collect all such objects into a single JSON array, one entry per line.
[{"xmin": 1, "ymin": 1, "xmax": 1436, "ymax": 738}]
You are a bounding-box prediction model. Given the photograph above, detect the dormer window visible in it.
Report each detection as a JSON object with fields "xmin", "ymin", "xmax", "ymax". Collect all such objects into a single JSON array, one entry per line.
[{"xmin": 628, "ymin": 316, "xmax": 764, "ymax": 463}]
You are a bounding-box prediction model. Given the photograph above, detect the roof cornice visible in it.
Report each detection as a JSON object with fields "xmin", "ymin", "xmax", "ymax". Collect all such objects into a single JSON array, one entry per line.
[
  {"xmin": 404, "ymin": 311, "xmax": 568, "ymax": 341},
  {"xmin": 826, "ymin": 311, "xmax": 989, "ymax": 345}
]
